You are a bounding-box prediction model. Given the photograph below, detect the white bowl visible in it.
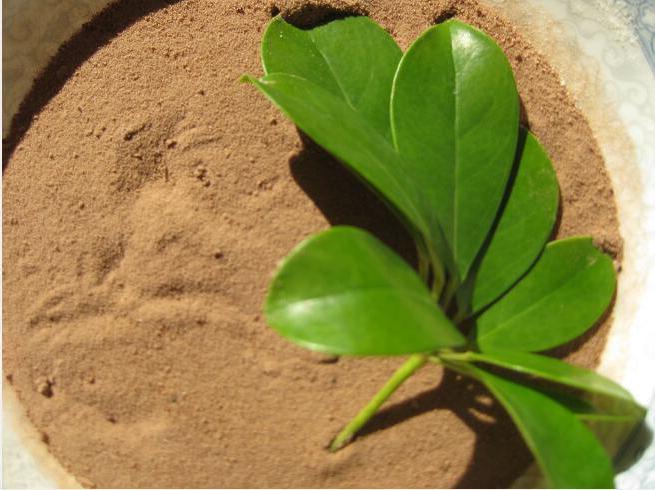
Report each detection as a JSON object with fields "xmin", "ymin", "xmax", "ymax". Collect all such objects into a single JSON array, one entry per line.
[{"xmin": 3, "ymin": 0, "xmax": 655, "ymax": 487}]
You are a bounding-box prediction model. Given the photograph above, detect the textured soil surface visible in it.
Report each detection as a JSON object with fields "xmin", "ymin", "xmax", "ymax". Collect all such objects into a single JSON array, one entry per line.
[{"xmin": 3, "ymin": 0, "xmax": 622, "ymax": 487}]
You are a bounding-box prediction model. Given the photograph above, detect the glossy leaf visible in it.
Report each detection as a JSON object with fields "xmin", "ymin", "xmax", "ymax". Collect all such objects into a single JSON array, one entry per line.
[
  {"xmin": 450, "ymin": 350, "xmax": 638, "ymax": 405},
  {"xmin": 579, "ymin": 396, "xmax": 646, "ymax": 458},
  {"xmin": 262, "ymin": 16, "xmax": 402, "ymax": 139},
  {"xmin": 543, "ymin": 389, "xmax": 644, "ymax": 424},
  {"xmin": 474, "ymin": 237, "xmax": 616, "ymax": 352},
  {"xmin": 265, "ymin": 226, "xmax": 466, "ymax": 355},
  {"xmin": 454, "ymin": 349, "xmax": 646, "ymax": 454},
  {"xmin": 512, "ymin": 381, "xmax": 645, "ymax": 464},
  {"xmin": 391, "ymin": 19, "xmax": 520, "ymax": 282},
  {"xmin": 466, "ymin": 364, "xmax": 615, "ymax": 488},
  {"xmin": 459, "ymin": 131, "xmax": 559, "ymax": 314}
]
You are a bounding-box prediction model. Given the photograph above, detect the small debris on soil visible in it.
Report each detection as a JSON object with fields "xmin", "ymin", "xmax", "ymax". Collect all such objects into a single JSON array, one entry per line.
[
  {"xmin": 299, "ymin": 351, "xmax": 340, "ymax": 365},
  {"xmin": 77, "ymin": 477, "xmax": 97, "ymax": 489},
  {"xmin": 35, "ymin": 377, "xmax": 54, "ymax": 398}
]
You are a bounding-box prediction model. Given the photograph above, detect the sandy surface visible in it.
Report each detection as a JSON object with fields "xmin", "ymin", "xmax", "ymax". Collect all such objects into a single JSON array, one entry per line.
[{"xmin": 3, "ymin": 0, "xmax": 622, "ymax": 487}]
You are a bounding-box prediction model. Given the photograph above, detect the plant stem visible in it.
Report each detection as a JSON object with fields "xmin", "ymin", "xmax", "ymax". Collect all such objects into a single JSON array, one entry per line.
[
  {"xmin": 437, "ymin": 350, "xmax": 473, "ymax": 363},
  {"xmin": 439, "ymin": 277, "xmax": 458, "ymax": 310},
  {"xmin": 417, "ymin": 243, "xmax": 430, "ymax": 283},
  {"xmin": 427, "ymin": 247, "xmax": 445, "ymax": 299},
  {"xmin": 452, "ymin": 307, "xmax": 468, "ymax": 325},
  {"xmin": 329, "ymin": 354, "xmax": 427, "ymax": 452},
  {"xmin": 429, "ymin": 354, "xmax": 476, "ymax": 379}
]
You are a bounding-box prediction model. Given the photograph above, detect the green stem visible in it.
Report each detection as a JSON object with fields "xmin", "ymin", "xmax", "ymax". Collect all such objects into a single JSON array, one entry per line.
[
  {"xmin": 452, "ymin": 307, "xmax": 468, "ymax": 325},
  {"xmin": 439, "ymin": 277, "xmax": 458, "ymax": 310},
  {"xmin": 329, "ymin": 354, "xmax": 427, "ymax": 452},
  {"xmin": 417, "ymin": 243, "xmax": 430, "ymax": 283},
  {"xmin": 428, "ymin": 247, "xmax": 445, "ymax": 300},
  {"xmin": 437, "ymin": 350, "xmax": 473, "ymax": 363},
  {"xmin": 430, "ymin": 354, "xmax": 477, "ymax": 379}
]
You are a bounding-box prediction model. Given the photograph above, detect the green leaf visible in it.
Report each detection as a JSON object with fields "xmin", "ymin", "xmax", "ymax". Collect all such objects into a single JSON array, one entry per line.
[
  {"xmin": 464, "ymin": 364, "xmax": 615, "ymax": 488},
  {"xmin": 517, "ymin": 383, "xmax": 645, "ymax": 461},
  {"xmin": 459, "ymin": 131, "xmax": 559, "ymax": 314},
  {"xmin": 391, "ymin": 19, "xmax": 520, "ymax": 282},
  {"xmin": 473, "ymin": 237, "xmax": 616, "ymax": 352},
  {"xmin": 265, "ymin": 226, "xmax": 466, "ymax": 355},
  {"xmin": 454, "ymin": 350, "xmax": 645, "ymax": 455},
  {"xmin": 546, "ymin": 390, "xmax": 644, "ymax": 424},
  {"xmin": 244, "ymin": 72, "xmax": 450, "ymax": 282},
  {"xmin": 581, "ymin": 397, "xmax": 646, "ymax": 459},
  {"xmin": 262, "ymin": 16, "xmax": 402, "ymax": 139},
  {"xmin": 448, "ymin": 350, "xmax": 636, "ymax": 404}
]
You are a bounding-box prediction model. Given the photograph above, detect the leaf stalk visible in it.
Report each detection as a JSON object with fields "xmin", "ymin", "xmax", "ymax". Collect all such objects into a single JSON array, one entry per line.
[
  {"xmin": 329, "ymin": 353, "xmax": 427, "ymax": 452},
  {"xmin": 427, "ymin": 247, "xmax": 445, "ymax": 299},
  {"xmin": 417, "ymin": 243, "xmax": 431, "ymax": 283}
]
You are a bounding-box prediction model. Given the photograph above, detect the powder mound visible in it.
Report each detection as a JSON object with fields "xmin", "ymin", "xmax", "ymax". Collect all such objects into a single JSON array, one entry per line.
[{"xmin": 3, "ymin": 0, "xmax": 621, "ymax": 487}]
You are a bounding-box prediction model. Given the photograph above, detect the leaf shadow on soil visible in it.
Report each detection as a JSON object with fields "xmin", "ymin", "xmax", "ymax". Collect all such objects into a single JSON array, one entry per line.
[
  {"xmin": 359, "ymin": 370, "xmax": 533, "ymax": 488},
  {"xmin": 289, "ymin": 133, "xmax": 418, "ymax": 267}
]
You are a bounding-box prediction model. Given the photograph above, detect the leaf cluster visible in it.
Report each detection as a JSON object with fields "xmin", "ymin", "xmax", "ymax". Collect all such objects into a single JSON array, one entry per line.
[{"xmin": 244, "ymin": 16, "xmax": 644, "ymax": 488}]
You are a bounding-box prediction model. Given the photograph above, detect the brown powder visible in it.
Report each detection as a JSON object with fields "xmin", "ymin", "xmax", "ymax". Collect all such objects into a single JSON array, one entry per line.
[{"xmin": 2, "ymin": 0, "xmax": 622, "ymax": 487}]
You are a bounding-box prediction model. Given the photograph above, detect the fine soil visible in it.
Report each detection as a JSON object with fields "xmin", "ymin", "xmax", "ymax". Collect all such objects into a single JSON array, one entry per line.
[{"xmin": 3, "ymin": 0, "xmax": 622, "ymax": 487}]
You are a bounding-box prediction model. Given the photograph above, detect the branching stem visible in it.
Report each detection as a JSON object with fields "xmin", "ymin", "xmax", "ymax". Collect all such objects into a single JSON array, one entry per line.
[{"xmin": 329, "ymin": 354, "xmax": 427, "ymax": 452}]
